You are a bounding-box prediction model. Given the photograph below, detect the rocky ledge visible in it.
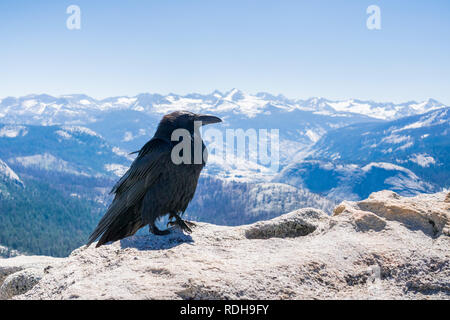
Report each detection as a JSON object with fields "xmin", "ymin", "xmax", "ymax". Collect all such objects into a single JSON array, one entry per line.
[{"xmin": 1, "ymin": 190, "xmax": 449, "ymax": 300}]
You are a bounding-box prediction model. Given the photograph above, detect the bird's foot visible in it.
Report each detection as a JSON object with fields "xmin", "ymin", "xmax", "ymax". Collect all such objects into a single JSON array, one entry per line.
[
  {"xmin": 167, "ymin": 217, "xmax": 196, "ymax": 233},
  {"xmin": 184, "ymin": 220, "xmax": 197, "ymax": 228},
  {"xmin": 150, "ymin": 225, "xmax": 170, "ymax": 236}
]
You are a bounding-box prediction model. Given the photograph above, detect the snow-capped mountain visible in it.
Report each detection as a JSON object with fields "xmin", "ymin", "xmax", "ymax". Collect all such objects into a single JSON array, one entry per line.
[
  {"xmin": 276, "ymin": 107, "xmax": 450, "ymax": 200},
  {"xmin": 0, "ymin": 90, "xmax": 447, "ymax": 255},
  {"xmin": 0, "ymin": 123, "xmax": 134, "ymax": 210},
  {"xmin": 277, "ymin": 160, "xmax": 434, "ymax": 201},
  {"xmin": 0, "ymin": 124, "xmax": 131, "ymax": 179},
  {"xmin": 301, "ymin": 107, "xmax": 449, "ymax": 165},
  {"xmin": 3, "ymin": 90, "xmax": 446, "ymax": 181},
  {"xmin": 0, "ymin": 158, "xmax": 22, "ymax": 184},
  {"xmin": 0, "ymin": 90, "xmax": 447, "ymax": 186},
  {"xmin": 0, "ymin": 90, "xmax": 447, "ymax": 188},
  {"xmin": 0, "ymin": 125, "xmax": 131, "ymax": 256},
  {"xmin": 0, "ymin": 158, "xmax": 23, "ymax": 199},
  {"xmin": 0, "ymin": 121, "xmax": 337, "ymax": 255},
  {"xmin": 0, "ymin": 90, "xmax": 445, "ymax": 123}
]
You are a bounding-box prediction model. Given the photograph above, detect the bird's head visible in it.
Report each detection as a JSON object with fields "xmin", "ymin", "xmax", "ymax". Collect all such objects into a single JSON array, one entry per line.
[{"xmin": 155, "ymin": 111, "xmax": 222, "ymax": 138}]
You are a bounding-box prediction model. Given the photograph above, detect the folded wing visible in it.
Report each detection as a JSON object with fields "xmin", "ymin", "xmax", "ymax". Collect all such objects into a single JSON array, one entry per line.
[{"xmin": 87, "ymin": 138, "xmax": 172, "ymax": 247}]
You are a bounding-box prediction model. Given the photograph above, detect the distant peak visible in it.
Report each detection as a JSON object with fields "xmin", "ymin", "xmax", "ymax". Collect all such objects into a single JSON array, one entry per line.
[
  {"xmin": 211, "ymin": 89, "xmax": 223, "ymax": 96},
  {"xmin": 0, "ymin": 158, "xmax": 23, "ymax": 185},
  {"xmin": 226, "ymin": 88, "xmax": 242, "ymax": 95},
  {"xmin": 424, "ymin": 98, "xmax": 441, "ymax": 105},
  {"xmin": 224, "ymin": 88, "xmax": 245, "ymax": 101}
]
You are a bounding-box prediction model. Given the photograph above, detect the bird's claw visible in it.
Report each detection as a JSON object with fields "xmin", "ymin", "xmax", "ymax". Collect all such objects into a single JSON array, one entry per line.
[
  {"xmin": 167, "ymin": 218, "xmax": 196, "ymax": 233},
  {"xmin": 166, "ymin": 220, "xmax": 176, "ymax": 228},
  {"xmin": 184, "ymin": 220, "xmax": 196, "ymax": 228}
]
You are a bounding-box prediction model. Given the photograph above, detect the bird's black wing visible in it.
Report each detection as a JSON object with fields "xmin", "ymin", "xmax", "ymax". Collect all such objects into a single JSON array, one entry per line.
[
  {"xmin": 87, "ymin": 138, "xmax": 172, "ymax": 246},
  {"xmin": 110, "ymin": 138, "xmax": 171, "ymax": 196}
]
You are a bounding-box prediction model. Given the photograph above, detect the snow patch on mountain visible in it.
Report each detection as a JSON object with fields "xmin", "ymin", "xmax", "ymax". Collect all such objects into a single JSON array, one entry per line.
[
  {"xmin": 21, "ymin": 99, "xmax": 38, "ymax": 108},
  {"xmin": 122, "ymin": 132, "xmax": 133, "ymax": 142},
  {"xmin": 0, "ymin": 159, "xmax": 22, "ymax": 184},
  {"xmin": 61, "ymin": 126, "xmax": 101, "ymax": 138},
  {"xmin": 276, "ymin": 160, "xmax": 434, "ymax": 201},
  {"xmin": 362, "ymin": 162, "xmax": 416, "ymax": 176},
  {"xmin": 0, "ymin": 126, "xmax": 28, "ymax": 138},
  {"xmin": 381, "ymin": 134, "xmax": 411, "ymax": 145},
  {"xmin": 407, "ymin": 98, "xmax": 446, "ymax": 113},
  {"xmin": 116, "ymin": 97, "xmax": 137, "ymax": 105},
  {"xmin": 397, "ymin": 142, "xmax": 414, "ymax": 151},
  {"xmin": 393, "ymin": 109, "xmax": 448, "ymax": 133},
  {"xmin": 121, "ymin": 129, "xmax": 148, "ymax": 143},
  {"xmin": 304, "ymin": 129, "xmax": 322, "ymax": 143},
  {"xmin": 326, "ymin": 100, "xmax": 396, "ymax": 120},
  {"xmin": 104, "ymin": 164, "xmax": 128, "ymax": 177},
  {"xmin": 9, "ymin": 153, "xmax": 90, "ymax": 176},
  {"xmin": 55, "ymin": 130, "xmax": 72, "ymax": 139},
  {"xmin": 408, "ymin": 153, "xmax": 436, "ymax": 167},
  {"xmin": 204, "ymin": 154, "xmax": 276, "ymax": 182},
  {"xmin": 78, "ymin": 99, "xmax": 91, "ymax": 106},
  {"xmin": 112, "ymin": 147, "xmax": 135, "ymax": 161},
  {"xmin": 0, "ymin": 91, "xmax": 447, "ymax": 125}
]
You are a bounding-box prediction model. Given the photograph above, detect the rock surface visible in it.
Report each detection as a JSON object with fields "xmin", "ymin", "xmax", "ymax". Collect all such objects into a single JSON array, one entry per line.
[
  {"xmin": 333, "ymin": 190, "xmax": 450, "ymax": 237},
  {"xmin": 0, "ymin": 256, "xmax": 63, "ymax": 299},
  {"xmin": 1, "ymin": 268, "xmax": 44, "ymax": 299},
  {"xmin": 0, "ymin": 245, "xmax": 21, "ymax": 258},
  {"xmin": 1, "ymin": 191, "xmax": 449, "ymax": 300}
]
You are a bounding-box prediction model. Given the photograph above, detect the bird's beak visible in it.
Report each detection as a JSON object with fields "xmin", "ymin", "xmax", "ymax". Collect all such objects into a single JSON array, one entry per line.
[{"xmin": 195, "ymin": 114, "xmax": 222, "ymax": 126}]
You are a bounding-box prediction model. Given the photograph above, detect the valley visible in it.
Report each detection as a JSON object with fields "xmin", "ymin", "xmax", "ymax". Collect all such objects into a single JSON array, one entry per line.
[{"xmin": 0, "ymin": 90, "xmax": 448, "ymax": 256}]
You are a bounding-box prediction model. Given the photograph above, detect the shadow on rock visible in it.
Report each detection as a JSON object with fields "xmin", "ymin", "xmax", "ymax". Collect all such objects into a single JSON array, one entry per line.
[{"xmin": 119, "ymin": 228, "xmax": 193, "ymax": 251}]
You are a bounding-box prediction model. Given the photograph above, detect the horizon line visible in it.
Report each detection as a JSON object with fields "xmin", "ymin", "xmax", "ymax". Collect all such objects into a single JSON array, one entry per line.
[{"xmin": 0, "ymin": 90, "xmax": 447, "ymax": 106}]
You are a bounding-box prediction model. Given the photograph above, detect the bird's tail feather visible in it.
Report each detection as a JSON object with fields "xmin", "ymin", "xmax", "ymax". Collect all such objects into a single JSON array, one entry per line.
[{"xmin": 86, "ymin": 200, "xmax": 143, "ymax": 248}]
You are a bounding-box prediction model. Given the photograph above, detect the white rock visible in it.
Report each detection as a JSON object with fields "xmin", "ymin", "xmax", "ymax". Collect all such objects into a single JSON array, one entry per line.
[
  {"xmin": 334, "ymin": 190, "xmax": 450, "ymax": 236},
  {"xmin": 0, "ymin": 268, "xmax": 44, "ymax": 299},
  {"xmin": 2, "ymin": 191, "xmax": 449, "ymax": 300},
  {"xmin": 0, "ymin": 255, "xmax": 63, "ymax": 298}
]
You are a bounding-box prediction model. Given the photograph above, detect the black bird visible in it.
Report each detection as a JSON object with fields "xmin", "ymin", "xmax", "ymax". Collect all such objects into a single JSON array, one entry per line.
[{"xmin": 87, "ymin": 111, "xmax": 222, "ymax": 248}]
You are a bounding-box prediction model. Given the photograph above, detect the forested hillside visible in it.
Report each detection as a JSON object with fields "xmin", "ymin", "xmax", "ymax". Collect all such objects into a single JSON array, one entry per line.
[{"xmin": 0, "ymin": 177, "xmax": 103, "ymax": 256}]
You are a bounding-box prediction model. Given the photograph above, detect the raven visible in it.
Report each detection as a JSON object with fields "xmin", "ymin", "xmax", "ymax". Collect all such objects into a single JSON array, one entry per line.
[{"xmin": 87, "ymin": 111, "xmax": 222, "ymax": 247}]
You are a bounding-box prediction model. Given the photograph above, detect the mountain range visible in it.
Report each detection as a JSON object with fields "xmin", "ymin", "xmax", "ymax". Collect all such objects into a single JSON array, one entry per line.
[
  {"xmin": 277, "ymin": 107, "xmax": 449, "ymax": 200},
  {"xmin": 1, "ymin": 90, "xmax": 446, "ymax": 178},
  {"xmin": 0, "ymin": 90, "xmax": 448, "ymax": 256},
  {"xmin": 1, "ymin": 90, "xmax": 444, "ymax": 122}
]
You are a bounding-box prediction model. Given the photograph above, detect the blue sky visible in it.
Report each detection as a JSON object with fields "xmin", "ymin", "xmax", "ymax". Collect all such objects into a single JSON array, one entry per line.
[{"xmin": 0, "ymin": 0, "xmax": 449, "ymax": 103}]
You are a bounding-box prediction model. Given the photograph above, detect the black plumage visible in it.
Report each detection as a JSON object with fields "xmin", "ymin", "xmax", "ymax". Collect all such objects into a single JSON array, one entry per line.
[{"xmin": 87, "ymin": 111, "xmax": 222, "ymax": 247}]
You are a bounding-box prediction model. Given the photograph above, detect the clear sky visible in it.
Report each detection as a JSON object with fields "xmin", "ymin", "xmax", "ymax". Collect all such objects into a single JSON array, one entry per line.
[{"xmin": 0, "ymin": 0, "xmax": 449, "ymax": 103}]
